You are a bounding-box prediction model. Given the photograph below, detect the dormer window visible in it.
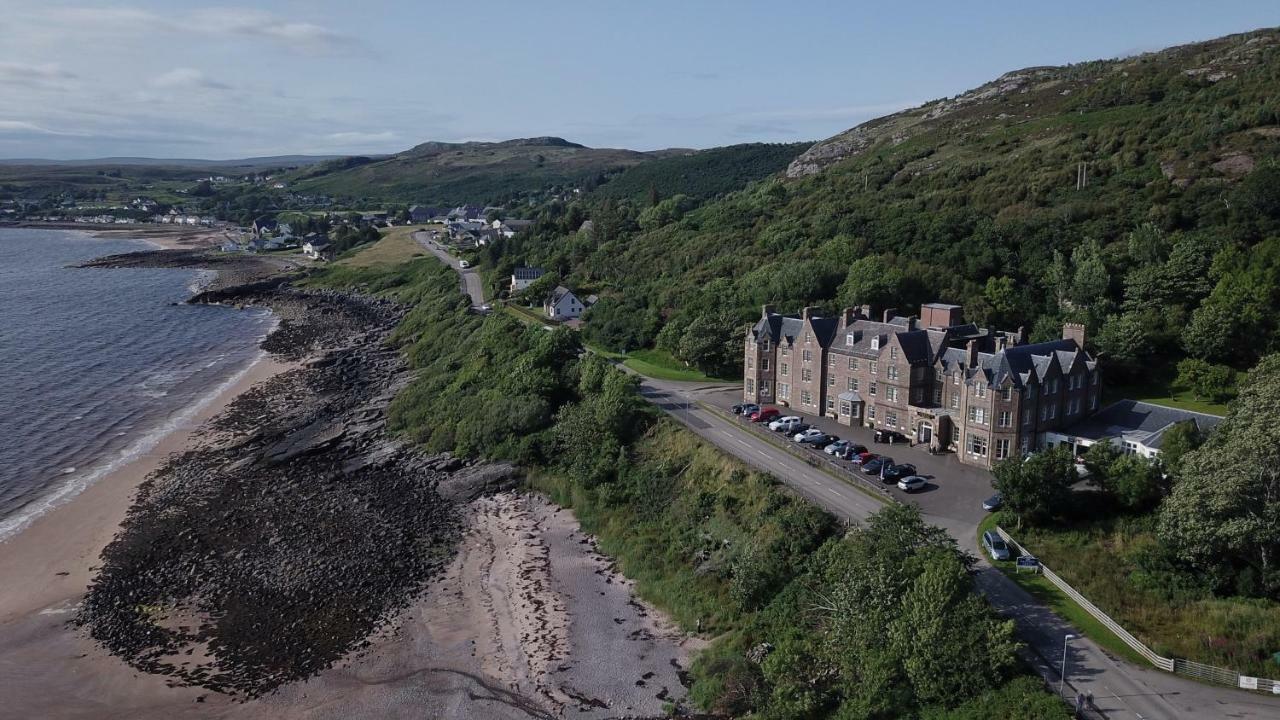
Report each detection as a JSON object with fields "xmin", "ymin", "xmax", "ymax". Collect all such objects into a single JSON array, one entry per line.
[{"xmin": 845, "ymin": 333, "xmax": 854, "ymax": 348}]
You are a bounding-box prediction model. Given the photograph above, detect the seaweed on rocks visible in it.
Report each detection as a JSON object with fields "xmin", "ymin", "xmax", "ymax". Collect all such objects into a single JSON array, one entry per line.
[{"xmin": 75, "ymin": 265, "xmax": 520, "ymax": 698}]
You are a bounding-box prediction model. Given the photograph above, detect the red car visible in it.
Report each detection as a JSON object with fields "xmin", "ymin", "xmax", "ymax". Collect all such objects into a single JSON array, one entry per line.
[
  {"xmin": 851, "ymin": 451, "xmax": 877, "ymax": 465},
  {"xmin": 749, "ymin": 407, "xmax": 781, "ymax": 423}
]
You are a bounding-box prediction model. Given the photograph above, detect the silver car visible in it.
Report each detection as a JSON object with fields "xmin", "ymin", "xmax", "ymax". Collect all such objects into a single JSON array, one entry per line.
[{"xmin": 982, "ymin": 530, "xmax": 1011, "ymax": 561}]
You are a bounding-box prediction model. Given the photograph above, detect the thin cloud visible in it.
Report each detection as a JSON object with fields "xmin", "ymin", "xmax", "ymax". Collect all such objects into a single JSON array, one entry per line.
[
  {"xmin": 45, "ymin": 5, "xmax": 358, "ymax": 55},
  {"xmin": 0, "ymin": 120, "xmax": 81, "ymax": 136},
  {"xmin": 322, "ymin": 131, "xmax": 399, "ymax": 144},
  {"xmin": 151, "ymin": 68, "xmax": 232, "ymax": 91},
  {"xmin": 0, "ymin": 62, "xmax": 78, "ymax": 88}
]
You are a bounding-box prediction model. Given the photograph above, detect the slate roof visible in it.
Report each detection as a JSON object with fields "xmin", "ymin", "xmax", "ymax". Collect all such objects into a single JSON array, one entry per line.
[
  {"xmin": 548, "ymin": 285, "xmax": 576, "ymax": 305},
  {"xmin": 1067, "ymin": 400, "xmax": 1222, "ymax": 448},
  {"xmin": 513, "ymin": 266, "xmax": 544, "ymax": 280}
]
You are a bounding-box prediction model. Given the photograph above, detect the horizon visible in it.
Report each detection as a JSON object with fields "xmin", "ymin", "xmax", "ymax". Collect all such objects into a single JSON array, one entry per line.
[{"xmin": 0, "ymin": 1, "xmax": 1277, "ymax": 160}]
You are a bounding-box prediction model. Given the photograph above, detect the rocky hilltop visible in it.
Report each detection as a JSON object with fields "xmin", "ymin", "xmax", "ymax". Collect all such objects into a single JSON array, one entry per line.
[{"xmin": 787, "ymin": 27, "xmax": 1280, "ymax": 177}]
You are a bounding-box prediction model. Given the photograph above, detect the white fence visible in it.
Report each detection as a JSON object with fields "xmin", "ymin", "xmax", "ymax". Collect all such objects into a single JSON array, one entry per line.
[{"xmin": 995, "ymin": 526, "xmax": 1280, "ymax": 696}]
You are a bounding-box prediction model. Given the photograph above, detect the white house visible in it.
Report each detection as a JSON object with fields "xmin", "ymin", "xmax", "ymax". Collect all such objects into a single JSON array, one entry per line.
[
  {"xmin": 1046, "ymin": 400, "xmax": 1222, "ymax": 459},
  {"xmin": 303, "ymin": 240, "xmax": 332, "ymax": 261},
  {"xmin": 511, "ymin": 266, "xmax": 545, "ymax": 291},
  {"xmin": 544, "ymin": 286, "xmax": 592, "ymax": 320}
]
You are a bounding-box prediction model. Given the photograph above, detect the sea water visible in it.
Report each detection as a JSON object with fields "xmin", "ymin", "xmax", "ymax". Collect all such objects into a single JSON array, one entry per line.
[{"xmin": 0, "ymin": 228, "xmax": 273, "ymax": 540}]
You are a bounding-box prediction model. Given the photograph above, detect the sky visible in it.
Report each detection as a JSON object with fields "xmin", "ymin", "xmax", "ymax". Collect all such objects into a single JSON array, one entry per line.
[{"xmin": 0, "ymin": 1, "xmax": 1276, "ymax": 159}]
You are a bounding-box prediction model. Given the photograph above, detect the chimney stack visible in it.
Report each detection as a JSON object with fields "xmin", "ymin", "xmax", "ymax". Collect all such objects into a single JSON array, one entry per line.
[
  {"xmin": 905, "ymin": 315, "xmax": 918, "ymax": 331},
  {"xmin": 859, "ymin": 304, "xmax": 872, "ymax": 320},
  {"xmin": 840, "ymin": 307, "xmax": 858, "ymax": 329},
  {"xmin": 882, "ymin": 307, "xmax": 898, "ymax": 323},
  {"xmin": 995, "ymin": 335, "xmax": 1008, "ymax": 352},
  {"xmin": 802, "ymin": 306, "xmax": 816, "ymax": 322},
  {"xmin": 1062, "ymin": 322, "xmax": 1086, "ymax": 348},
  {"xmin": 761, "ymin": 304, "xmax": 775, "ymax": 318},
  {"xmin": 966, "ymin": 339, "xmax": 980, "ymax": 368}
]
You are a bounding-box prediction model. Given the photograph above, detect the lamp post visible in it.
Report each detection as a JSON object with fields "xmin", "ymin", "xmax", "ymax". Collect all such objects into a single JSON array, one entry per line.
[{"xmin": 1060, "ymin": 633, "xmax": 1076, "ymax": 695}]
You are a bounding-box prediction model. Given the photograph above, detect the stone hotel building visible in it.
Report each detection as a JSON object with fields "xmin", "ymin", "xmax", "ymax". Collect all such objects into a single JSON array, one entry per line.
[{"xmin": 743, "ymin": 303, "xmax": 1100, "ymax": 469}]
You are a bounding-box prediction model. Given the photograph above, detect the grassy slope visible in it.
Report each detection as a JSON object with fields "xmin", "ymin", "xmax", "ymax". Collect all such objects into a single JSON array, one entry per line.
[
  {"xmin": 590, "ymin": 142, "xmax": 811, "ymax": 202},
  {"xmin": 986, "ymin": 513, "xmax": 1280, "ymax": 677},
  {"xmin": 289, "ymin": 139, "xmax": 650, "ymax": 204},
  {"xmin": 337, "ymin": 226, "xmax": 430, "ymax": 268}
]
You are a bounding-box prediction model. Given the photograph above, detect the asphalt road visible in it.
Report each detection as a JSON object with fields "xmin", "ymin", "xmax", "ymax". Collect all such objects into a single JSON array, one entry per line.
[
  {"xmin": 637, "ymin": 377, "xmax": 1280, "ymax": 720},
  {"xmin": 417, "ymin": 247, "xmax": 1280, "ymax": 718},
  {"xmin": 413, "ymin": 230, "xmax": 485, "ymax": 306}
]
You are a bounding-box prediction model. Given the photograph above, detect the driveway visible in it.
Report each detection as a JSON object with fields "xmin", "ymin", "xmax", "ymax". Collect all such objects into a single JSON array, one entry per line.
[
  {"xmin": 413, "ymin": 230, "xmax": 485, "ymax": 306},
  {"xmin": 634, "ymin": 376, "xmax": 1280, "ymax": 719}
]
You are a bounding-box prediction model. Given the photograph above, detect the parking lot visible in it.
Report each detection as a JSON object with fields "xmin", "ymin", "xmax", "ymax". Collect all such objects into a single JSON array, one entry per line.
[{"xmin": 706, "ymin": 388, "xmax": 996, "ymax": 537}]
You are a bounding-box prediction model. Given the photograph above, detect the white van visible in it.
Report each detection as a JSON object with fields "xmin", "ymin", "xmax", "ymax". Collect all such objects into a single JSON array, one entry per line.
[{"xmin": 458, "ymin": 260, "xmax": 470, "ymax": 269}]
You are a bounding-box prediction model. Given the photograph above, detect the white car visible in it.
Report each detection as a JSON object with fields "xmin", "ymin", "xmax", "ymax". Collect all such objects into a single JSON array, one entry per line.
[
  {"xmin": 458, "ymin": 260, "xmax": 471, "ymax": 269},
  {"xmin": 792, "ymin": 428, "xmax": 825, "ymax": 443},
  {"xmin": 768, "ymin": 415, "xmax": 802, "ymax": 431}
]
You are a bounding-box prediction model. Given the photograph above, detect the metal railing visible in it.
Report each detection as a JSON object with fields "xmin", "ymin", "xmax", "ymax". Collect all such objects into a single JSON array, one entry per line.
[{"xmin": 996, "ymin": 526, "xmax": 1280, "ymax": 695}]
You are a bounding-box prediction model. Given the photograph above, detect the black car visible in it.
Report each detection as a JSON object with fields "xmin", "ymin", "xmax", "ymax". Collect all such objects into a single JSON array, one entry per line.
[
  {"xmin": 838, "ymin": 443, "xmax": 868, "ymax": 460},
  {"xmin": 862, "ymin": 457, "xmax": 893, "ymax": 475},
  {"xmin": 881, "ymin": 463, "xmax": 917, "ymax": 482},
  {"xmin": 873, "ymin": 429, "xmax": 909, "ymax": 444}
]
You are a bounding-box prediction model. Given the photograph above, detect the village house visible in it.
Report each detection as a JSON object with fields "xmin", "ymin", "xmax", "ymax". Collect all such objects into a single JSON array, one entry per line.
[
  {"xmin": 511, "ymin": 266, "xmax": 545, "ymax": 291},
  {"xmin": 408, "ymin": 205, "xmax": 439, "ymax": 223},
  {"xmin": 545, "ymin": 286, "xmax": 592, "ymax": 320},
  {"xmin": 494, "ymin": 218, "xmax": 533, "ymax": 238},
  {"xmin": 744, "ymin": 303, "xmax": 1101, "ymax": 469},
  {"xmin": 303, "ymin": 239, "xmax": 333, "ymax": 261}
]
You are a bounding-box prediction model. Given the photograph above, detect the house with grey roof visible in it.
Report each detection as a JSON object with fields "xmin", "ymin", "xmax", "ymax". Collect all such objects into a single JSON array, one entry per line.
[
  {"xmin": 511, "ymin": 266, "xmax": 545, "ymax": 291},
  {"xmin": 545, "ymin": 286, "xmax": 592, "ymax": 320},
  {"xmin": 1047, "ymin": 400, "xmax": 1221, "ymax": 460},
  {"xmin": 745, "ymin": 302, "xmax": 1101, "ymax": 469}
]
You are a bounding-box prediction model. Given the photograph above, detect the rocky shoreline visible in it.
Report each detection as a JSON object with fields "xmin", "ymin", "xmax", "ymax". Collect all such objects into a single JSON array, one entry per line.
[{"xmin": 74, "ymin": 250, "xmax": 521, "ymax": 697}]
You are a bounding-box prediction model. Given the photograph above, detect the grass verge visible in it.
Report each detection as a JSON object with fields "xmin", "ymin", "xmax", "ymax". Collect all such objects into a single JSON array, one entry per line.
[{"xmin": 976, "ymin": 514, "xmax": 1163, "ymax": 668}]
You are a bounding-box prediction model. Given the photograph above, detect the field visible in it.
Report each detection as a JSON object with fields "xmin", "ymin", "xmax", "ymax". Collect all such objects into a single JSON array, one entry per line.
[{"xmin": 335, "ymin": 226, "xmax": 429, "ymax": 268}]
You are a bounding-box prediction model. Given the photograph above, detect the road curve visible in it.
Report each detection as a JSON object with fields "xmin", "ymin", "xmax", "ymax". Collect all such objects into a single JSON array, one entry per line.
[{"xmin": 413, "ymin": 230, "xmax": 485, "ymax": 306}]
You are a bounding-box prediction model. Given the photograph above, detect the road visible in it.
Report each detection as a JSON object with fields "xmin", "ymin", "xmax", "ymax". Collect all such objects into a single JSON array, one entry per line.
[
  {"xmin": 418, "ymin": 247, "xmax": 1280, "ymax": 718},
  {"xmin": 413, "ymin": 230, "xmax": 485, "ymax": 306},
  {"xmin": 637, "ymin": 377, "xmax": 1280, "ymax": 720}
]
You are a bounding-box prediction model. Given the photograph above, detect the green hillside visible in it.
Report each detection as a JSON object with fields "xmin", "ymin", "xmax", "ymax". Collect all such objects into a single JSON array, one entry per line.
[
  {"xmin": 590, "ymin": 142, "xmax": 810, "ymax": 202},
  {"xmin": 287, "ymin": 137, "xmax": 650, "ymax": 205},
  {"xmin": 483, "ymin": 28, "xmax": 1280, "ymax": 395}
]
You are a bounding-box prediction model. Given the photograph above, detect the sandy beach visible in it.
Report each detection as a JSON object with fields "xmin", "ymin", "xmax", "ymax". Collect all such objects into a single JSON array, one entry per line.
[{"xmin": 0, "ymin": 242, "xmax": 700, "ymax": 718}]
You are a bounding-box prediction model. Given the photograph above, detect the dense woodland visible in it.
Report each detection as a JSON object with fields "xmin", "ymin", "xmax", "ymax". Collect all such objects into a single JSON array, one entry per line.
[
  {"xmin": 480, "ymin": 29, "xmax": 1280, "ymax": 400},
  {"xmin": 308, "ymin": 259, "xmax": 1066, "ymax": 718}
]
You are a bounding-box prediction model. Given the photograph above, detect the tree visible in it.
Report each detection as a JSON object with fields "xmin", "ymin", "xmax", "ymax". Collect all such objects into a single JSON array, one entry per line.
[
  {"xmin": 1126, "ymin": 222, "xmax": 1167, "ymax": 265},
  {"xmin": 991, "ymin": 446, "xmax": 1075, "ymax": 525},
  {"xmin": 1069, "ymin": 239, "xmax": 1111, "ymax": 309},
  {"xmin": 1175, "ymin": 358, "xmax": 1236, "ymax": 402},
  {"xmin": 1159, "ymin": 354, "xmax": 1280, "ymax": 598},
  {"xmin": 1103, "ymin": 453, "xmax": 1166, "ymax": 511},
  {"xmin": 1156, "ymin": 420, "xmax": 1202, "ymax": 476},
  {"xmin": 1097, "ymin": 311, "xmax": 1157, "ymax": 376},
  {"xmin": 837, "ymin": 254, "xmax": 904, "ymax": 309},
  {"xmin": 676, "ymin": 311, "xmax": 742, "ymax": 377}
]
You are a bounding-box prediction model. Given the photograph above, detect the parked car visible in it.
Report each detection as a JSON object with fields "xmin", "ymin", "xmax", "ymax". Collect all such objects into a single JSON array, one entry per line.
[
  {"xmin": 897, "ymin": 476, "xmax": 927, "ymax": 493},
  {"xmin": 982, "ymin": 530, "xmax": 1011, "ymax": 561},
  {"xmin": 731, "ymin": 403, "xmax": 757, "ymax": 415},
  {"xmin": 862, "ymin": 457, "xmax": 894, "ymax": 475},
  {"xmin": 824, "ymin": 439, "xmax": 853, "ymax": 455},
  {"xmin": 768, "ymin": 415, "xmax": 803, "ymax": 431},
  {"xmin": 749, "ymin": 407, "xmax": 780, "ymax": 423},
  {"xmin": 881, "ymin": 463, "xmax": 917, "ymax": 482},
  {"xmin": 873, "ymin": 428, "xmax": 909, "ymax": 444},
  {"xmin": 850, "ymin": 451, "xmax": 877, "ymax": 465},
  {"xmin": 792, "ymin": 428, "xmax": 826, "ymax": 444},
  {"xmin": 458, "ymin": 259, "xmax": 470, "ymax": 269},
  {"xmin": 838, "ymin": 443, "xmax": 868, "ymax": 460},
  {"xmin": 982, "ymin": 493, "xmax": 1003, "ymax": 512},
  {"xmin": 804, "ymin": 433, "xmax": 839, "ymax": 448}
]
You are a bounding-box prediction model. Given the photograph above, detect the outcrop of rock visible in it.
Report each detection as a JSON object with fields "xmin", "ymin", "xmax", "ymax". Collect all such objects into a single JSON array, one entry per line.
[{"xmin": 75, "ymin": 259, "xmax": 519, "ymax": 698}]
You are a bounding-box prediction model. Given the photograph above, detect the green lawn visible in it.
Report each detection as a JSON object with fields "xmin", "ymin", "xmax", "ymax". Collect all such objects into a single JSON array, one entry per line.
[
  {"xmin": 985, "ymin": 513, "xmax": 1280, "ymax": 677},
  {"xmin": 503, "ymin": 303, "xmax": 553, "ymax": 326},
  {"xmin": 1106, "ymin": 378, "xmax": 1229, "ymax": 416},
  {"xmin": 584, "ymin": 345, "xmax": 737, "ymax": 383}
]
